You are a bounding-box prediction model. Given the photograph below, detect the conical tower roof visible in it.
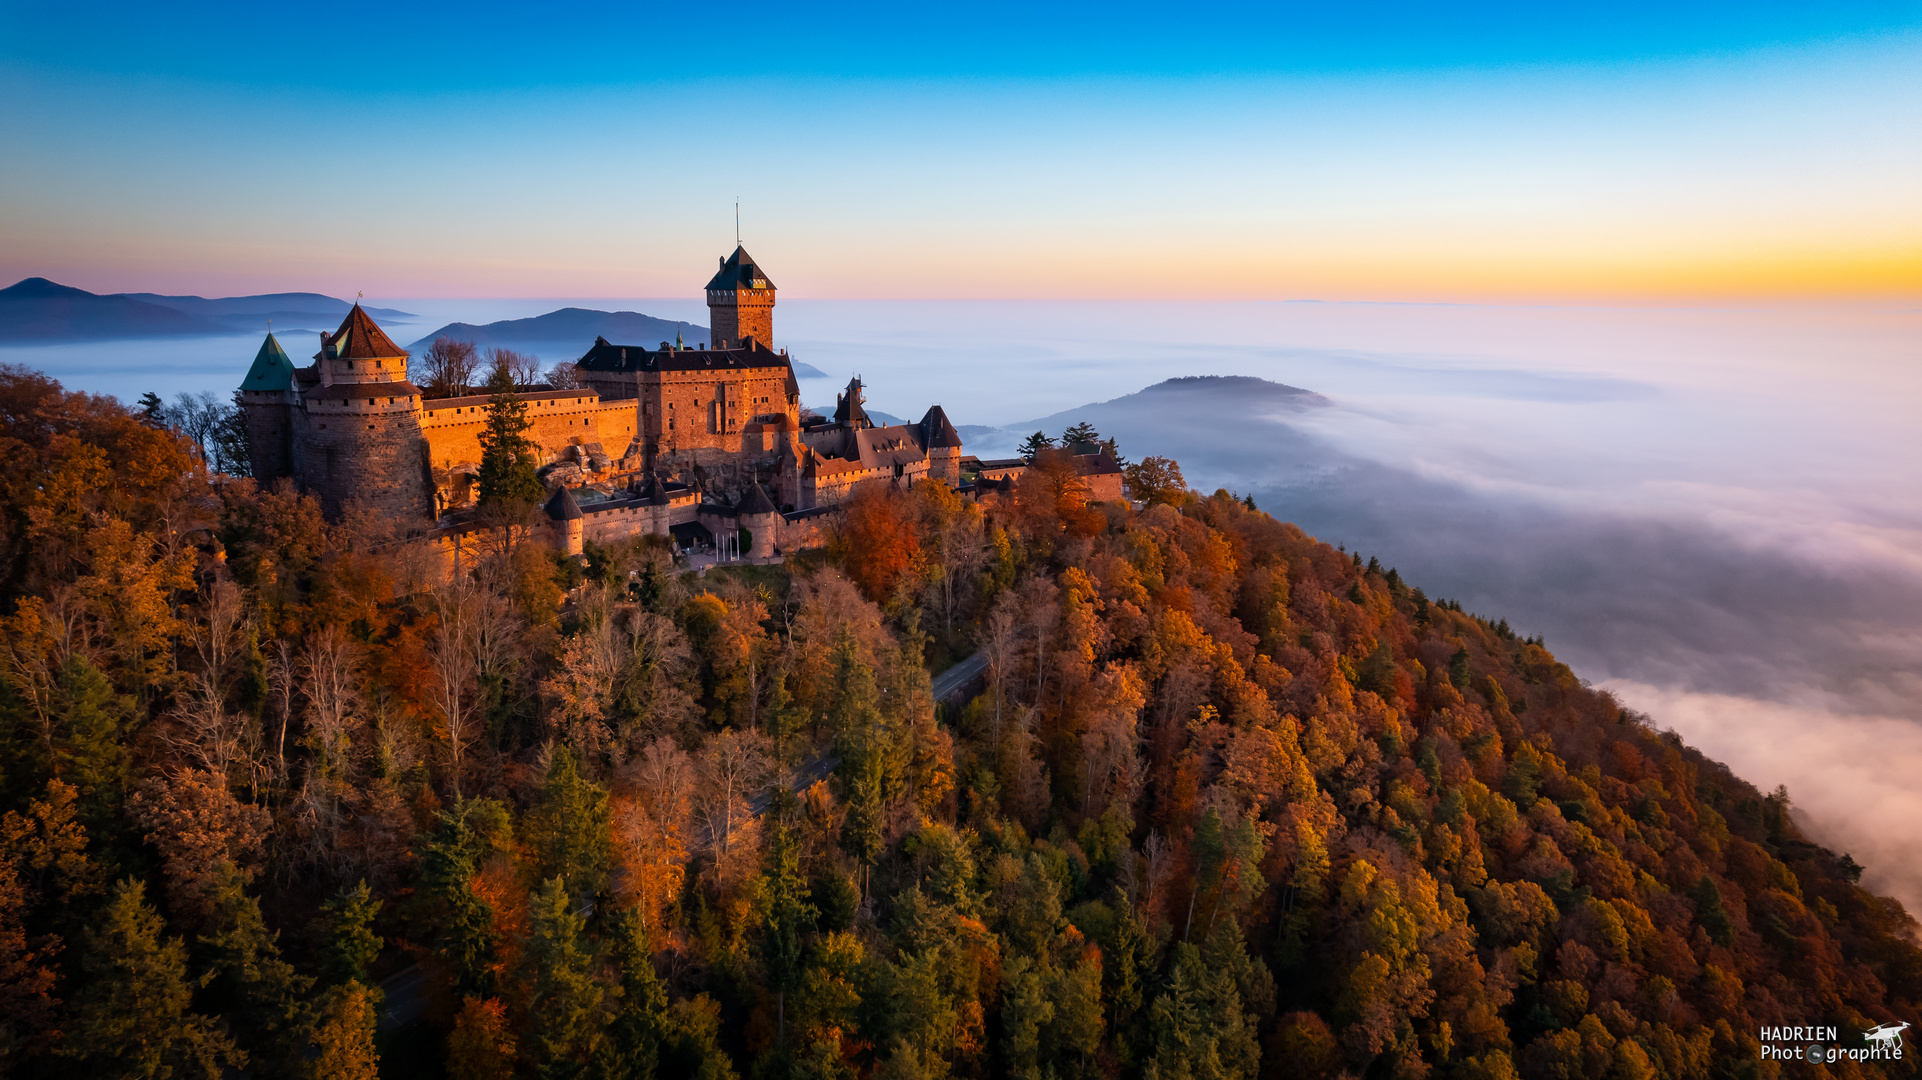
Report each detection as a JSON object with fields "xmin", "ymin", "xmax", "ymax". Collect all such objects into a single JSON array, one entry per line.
[
  {"xmin": 543, "ymin": 486, "xmax": 584, "ymax": 521},
  {"xmin": 240, "ymin": 332, "xmax": 295, "ymax": 392},
  {"xmin": 919, "ymin": 405, "xmax": 962, "ymax": 448},
  {"xmin": 319, "ymin": 303, "xmax": 409, "ymax": 361},
  {"xmin": 737, "ymin": 482, "xmax": 777, "ymax": 516}
]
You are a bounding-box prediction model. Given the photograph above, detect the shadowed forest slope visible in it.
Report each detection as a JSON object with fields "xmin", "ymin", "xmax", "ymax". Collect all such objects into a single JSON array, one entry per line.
[{"xmin": 0, "ymin": 365, "xmax": 1915, "ymax": 1079}]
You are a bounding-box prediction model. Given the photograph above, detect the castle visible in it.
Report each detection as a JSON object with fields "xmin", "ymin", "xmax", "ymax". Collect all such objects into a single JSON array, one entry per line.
[{"xmin": 236, "ymin": 246, "xmax": 968, "ymax": 559}]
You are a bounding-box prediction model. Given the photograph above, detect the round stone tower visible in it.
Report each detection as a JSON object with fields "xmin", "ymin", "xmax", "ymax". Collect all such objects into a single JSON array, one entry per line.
[
  {"xmin": 706, "ymin": 245, "xmax": 776, "ymax": 349},
  {"xmin": 545, "ymin": 486, "xmax": 585, "ymax": 556},
  {"xmin": 237, "ymin": 332, "xmax": 298, "ymax": 482},
  {"xmin": 292, "ymin": 305, "xmax": 436, "ymax": 524},
  {"xmin": 737, "ymin": 482, "xmax": 780, "ymax": 559}
]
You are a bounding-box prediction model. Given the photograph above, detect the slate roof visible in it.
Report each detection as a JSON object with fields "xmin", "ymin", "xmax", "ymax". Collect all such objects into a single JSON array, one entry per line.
[
  {"xmin": 737, "ymin": 482, "xmax": 777, "ymax": 515},
  {"xmin": 241, "ymin": 332, "xmax": 296, "ymax": 392},
  {"xmin": 919, "ymin": 405, "xmax": 962, "ymax": 449},
  {"xmin": 544, "ymin": 486, "xmax": 584, "ymax": 521},
  {"xmin": 575, "ymin": 336, "xmax": 793, "ymax": 376},
  {"xmin": 317, "ymin": 304, "xmax": 408, "ymax": 361},
  {"xmin": 704, "ymin": 245, "xmax": 776, "ymax": 292}
]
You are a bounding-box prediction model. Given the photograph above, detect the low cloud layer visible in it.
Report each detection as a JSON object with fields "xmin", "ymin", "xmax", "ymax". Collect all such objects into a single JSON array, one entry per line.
[
  {"xmin": 1606, "ymin": 681, "xmax": 1922, "ymax": 915},
  {"xmin": 999, "ymin": 375, "xmax": 1922, "ymax": 913}
]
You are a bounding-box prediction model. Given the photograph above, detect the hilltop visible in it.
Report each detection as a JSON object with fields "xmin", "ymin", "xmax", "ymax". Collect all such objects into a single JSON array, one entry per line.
[
  {"xmin": 0, "ymin": 277, "xmax": 413, "ymax": 342},
  {"xmin": 410, "ymin": 308, "xmax": 828, "ymax": 374},
  {"xmin": 0, "ymin": 363, "xmax": 1912, "ymax": 1079}
]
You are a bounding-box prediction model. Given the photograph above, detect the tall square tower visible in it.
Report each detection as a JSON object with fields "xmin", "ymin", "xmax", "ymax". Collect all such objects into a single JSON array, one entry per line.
[{"xmin": 706, "ymin": 245, "xmax": 776, "ymax": 348}]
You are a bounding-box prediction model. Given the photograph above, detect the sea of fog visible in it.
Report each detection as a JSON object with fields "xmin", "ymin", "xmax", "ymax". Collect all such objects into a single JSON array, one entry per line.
[{"xmin": 7, "ymin": 298, "xmax": 1920, "ymax": 912}]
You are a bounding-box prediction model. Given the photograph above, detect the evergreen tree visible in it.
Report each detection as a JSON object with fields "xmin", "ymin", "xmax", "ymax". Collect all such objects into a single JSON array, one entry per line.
[
  {"xmin": 476, "ymin": 364, "xmax": 543, "ymax": 507},
  {"xmin": 61, "ymin": 877, "xmax": 242, "ymax": 1076},
  {"xmin": 1017, "ymin": 431, "xmax": 1055, "ymax": 462},
  {"xmin": 595, "ymin": 906, "xmax": 667, "ymax": 1080},
  {"xmin": 526, "ymin": 875, "xmax": 606, "ymax": 1079},
  {"xmin": 1060, "ymin": 421, "xmax": 1099, "ymax": 449},
  {"xmin": 317, "ymin": 878, "xmax": 384, "ymax": 986},
  {"xmin": 529, "ymin": 747, "xmax": 613, "ymax": 898},
  {"xmin": 762, "ymin": 820, "xmax": 816, "ymax": 1049},
  {"xmin": 52, "ymin": 654, "xmax": 131, "ymax": 830},
  {"xmin": 423, "ymin": 805, "xmax": 502, "ymax": 999},
  {"xmin": 200, "ymin": 861, "xmax": 318, "ymax": 1072},
  {"xmin": 136, "ymin": 390, "xmax": 167, "ymax": 427}
]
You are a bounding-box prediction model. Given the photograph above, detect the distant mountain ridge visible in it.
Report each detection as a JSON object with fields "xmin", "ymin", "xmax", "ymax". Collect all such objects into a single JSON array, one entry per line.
[
  {"xmin": 411, "ymin": 307, "xmax": 828, "ymax": 376},
  {"xmin": 0, "ymin": 277, "xmax": 413, "ymax": 343}
]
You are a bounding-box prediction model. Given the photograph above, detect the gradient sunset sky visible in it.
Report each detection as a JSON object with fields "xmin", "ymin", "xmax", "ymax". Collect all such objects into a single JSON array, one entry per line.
[{"xmin": 3, "ymin": 1, "xmax": 1918, "ymax": 302}]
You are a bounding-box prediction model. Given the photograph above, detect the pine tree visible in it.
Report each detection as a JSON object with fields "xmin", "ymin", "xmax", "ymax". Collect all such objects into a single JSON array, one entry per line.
[
  {"xmin": 423, "ymin": 805, "xmax": 502, "ymax": 999},
  {"xmin": 317, "ymin": 879, "xmax": 384, "ymax": 986},
  {"xmin": 1060, "ymin": 421, "xmax": 1099, "ymax": 449},
  {"xmin": 476, "ymin": 364, "xmax": 543, "ymax": 507},
  {"xmin": 200, "ymin": 861, "xmax": 317, "ymax": 1072},
  {"xmin": 1018, "ymin": 431, "xmax": 1055, "ymax": 462},
  {"xmin": 762, "ymin": 820, "xmax": 815, "ymax": 1049},
  {"xmin": 52, "ymin": 654, "xmax": 131, "ymax": 829},
  {"xmin": 595, "ymin": 905, "xmax": 666, "ymax": 1080},
  {"xmin": 529, "ymin": 747, "xmax": 612, "ymax": 898},
  {"xmin": 526, "ymin": 875, "xmax": 606, "ymax": 1078},
  {"xmin": 61, "ymin": 877, "xmax": 242, "ymax": 1076}
]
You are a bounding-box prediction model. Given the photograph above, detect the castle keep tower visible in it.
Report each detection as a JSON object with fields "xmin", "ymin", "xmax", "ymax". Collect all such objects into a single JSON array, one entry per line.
[
  {"xmin": 706, "ymin": 245, "xmax": 776, "ymax": 348},
  {"xmin": 291, "ymin": 305, "xmax": 436, "ymax": 523},
  {"xmin": 236, "ymin": 332, "xmax": 298, "ymax": 482}
]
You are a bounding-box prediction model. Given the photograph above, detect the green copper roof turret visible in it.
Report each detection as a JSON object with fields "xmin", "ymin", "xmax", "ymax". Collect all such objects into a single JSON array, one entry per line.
[{"xmin": 241, "ymin": 332, "xmax": 296, "ymax": 392}]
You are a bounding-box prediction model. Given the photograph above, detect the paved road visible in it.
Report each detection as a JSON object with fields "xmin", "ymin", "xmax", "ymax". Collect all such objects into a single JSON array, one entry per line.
[{"xmin": 931, "ymin": 650, "xmax": 988, "ymax": 705}]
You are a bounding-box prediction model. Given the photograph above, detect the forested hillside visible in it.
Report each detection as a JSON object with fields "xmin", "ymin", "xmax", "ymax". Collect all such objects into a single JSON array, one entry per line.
[{"xmin": 0, "ymin": 363, "xmax": 1916, "ymax": 1079}]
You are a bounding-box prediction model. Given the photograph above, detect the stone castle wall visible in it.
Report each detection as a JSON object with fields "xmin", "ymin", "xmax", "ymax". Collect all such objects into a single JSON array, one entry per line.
[
  {"xmin": 417, "ymin": 391, "xmax": 641, "ymax": 469},
  {"xmin": 240, "ymin": 398, "xmax": 295, "ymax": 482},
  {"xmin": 293, "ymin": 407, "xmax": 436, "ymax": 523}
]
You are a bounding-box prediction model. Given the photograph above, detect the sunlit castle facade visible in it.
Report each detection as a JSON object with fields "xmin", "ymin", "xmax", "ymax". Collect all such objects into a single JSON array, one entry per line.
[{"xmin": 236, "ymin": 245, "xmax": 968, "ymax": 557}]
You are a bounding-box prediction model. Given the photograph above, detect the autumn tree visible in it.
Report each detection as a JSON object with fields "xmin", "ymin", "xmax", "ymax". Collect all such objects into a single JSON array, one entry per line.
[{"xmin": 1123, "ymin": 455, "xmax": 1186, "ymax": 505}]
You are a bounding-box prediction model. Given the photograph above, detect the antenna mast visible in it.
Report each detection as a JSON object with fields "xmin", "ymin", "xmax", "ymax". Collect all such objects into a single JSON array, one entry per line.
[{"xmin": 735, "ymin": 199, "xmax": 740, "ymax": 245}]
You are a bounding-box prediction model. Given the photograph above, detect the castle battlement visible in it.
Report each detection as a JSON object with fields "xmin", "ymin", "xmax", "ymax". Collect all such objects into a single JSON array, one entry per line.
[{"xmin": 237, "ymin": 246, "xmax": 967, "ymax": 559}]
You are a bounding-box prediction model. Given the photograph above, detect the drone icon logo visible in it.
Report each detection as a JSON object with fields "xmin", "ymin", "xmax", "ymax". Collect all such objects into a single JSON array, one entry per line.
[{"xmin": 1864, "ymin": 1022, "xmax": 1910, "ymax": 1049}]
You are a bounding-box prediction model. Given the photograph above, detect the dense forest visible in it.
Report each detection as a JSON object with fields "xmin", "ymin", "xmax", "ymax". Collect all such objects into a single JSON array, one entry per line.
[{"xmin": 0, "ymin": 363, "xmax": 1917, "ymax": 1080}]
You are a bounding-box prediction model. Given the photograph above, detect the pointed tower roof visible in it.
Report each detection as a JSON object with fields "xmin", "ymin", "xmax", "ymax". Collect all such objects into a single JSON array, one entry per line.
[
  {"xmin": 737, "ymin": 482, "xmax": 777, "ymax": 516},
  {"xmin": 544, "ymin": 486, "xmax": 584, "ymax": 521},
  {"xmin": 704, "ymin": 245, "xmax": 776, "ymax": 292},
  {"xmin": 833, "ymin": 375, "xmax": 871, "ymax": 429},
  {"xmin": 240, "ymin": 332, "xmax": 296, "ymax": 392},
  {"xmin": 318, "ymin": 303, "xmax": 409, "ymax": 362},
  {"xmin": 918, "ymin": 405, "xmax": 962, "ymax": 449}
]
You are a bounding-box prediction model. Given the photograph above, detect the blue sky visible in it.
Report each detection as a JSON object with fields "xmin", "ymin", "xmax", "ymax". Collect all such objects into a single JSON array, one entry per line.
[{"xmin": 3, "ymin": 2, "xmax": 1918, "ymax": 299}]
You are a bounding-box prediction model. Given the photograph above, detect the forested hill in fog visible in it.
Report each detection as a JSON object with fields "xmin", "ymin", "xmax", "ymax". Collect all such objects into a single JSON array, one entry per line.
[{"xmin": 0, "ymin": 364, "xmax": 1915, "ymax": 1079}]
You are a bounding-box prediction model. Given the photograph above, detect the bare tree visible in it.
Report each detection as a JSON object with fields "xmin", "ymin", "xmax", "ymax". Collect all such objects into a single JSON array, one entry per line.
[
  {"xmin": 692, "ymin": 728, "xmax": 772, "ymax": 892},
  {"xmin": 425, "ymin": 578, "xmax": 517, "ymax": 798},
  {"xmin": 546, "ymin": 361, "xmax": 585, "ymax": 389},
  {"xmin": 483, "ymin": 346, "xmax": 542, "ymax": 389},
  {"xmin": 416, "ymin": 337, "xmax": 479, "ymax": 398}
]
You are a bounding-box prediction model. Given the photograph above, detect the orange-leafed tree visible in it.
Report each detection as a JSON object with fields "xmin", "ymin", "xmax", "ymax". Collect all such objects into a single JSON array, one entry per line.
[{"xmin": 829, "ymin": 484, "xmax": 922, "ymax": 603}]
